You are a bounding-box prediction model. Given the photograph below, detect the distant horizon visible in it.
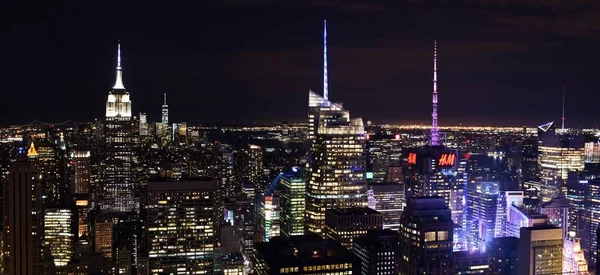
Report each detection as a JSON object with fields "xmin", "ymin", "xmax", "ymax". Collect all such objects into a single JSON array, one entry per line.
[{"xmin": 5, "ymin": 117, "xmax": 596, "ymax": 130}]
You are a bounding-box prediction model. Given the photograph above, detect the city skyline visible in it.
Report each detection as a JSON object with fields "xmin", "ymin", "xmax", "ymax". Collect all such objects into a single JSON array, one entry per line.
[{"xmin": 2, "ymin": 1, "xmax": 600, "ymax": 126}]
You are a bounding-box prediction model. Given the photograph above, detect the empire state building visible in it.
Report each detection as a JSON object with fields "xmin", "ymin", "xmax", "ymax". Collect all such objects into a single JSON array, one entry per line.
[{"xmin": 103, "ymin": 43, "xmax": 135, "ymax": 212}]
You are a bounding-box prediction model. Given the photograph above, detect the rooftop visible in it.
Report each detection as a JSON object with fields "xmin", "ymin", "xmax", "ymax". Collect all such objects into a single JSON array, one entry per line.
[
  {"xmin": 327, "ymin": 207, "xmax": 380, "ymax": 216},
  {"xmin": 254, "ymin": 235, "xmax": 356, "ymax": 269},
  {"xmin": 147, "ymin": 179, "xmax": 216, "ymax": 192}
]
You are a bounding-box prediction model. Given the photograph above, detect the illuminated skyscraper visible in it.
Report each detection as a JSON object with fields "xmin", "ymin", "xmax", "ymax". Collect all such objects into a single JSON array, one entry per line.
[
  {"xmin": 466, "ymin": 181, "xmax": 499, "ymax": 251},
  {"xmin": 2, "ymin": 153, "xmax": 44, "ymax": 274},
  {"xmin": 562, "ymin": 238, "xmax": 589, "ymax": 274},
  {"xmin": 94, "ymin": 218, "xmax": 113, "ymax": 259},
  {"xmin": 73, "ymin": 150, "xmax": 91, "ymax": 194},
  {"xmin": 306, "ymin": 90, "xmax": 367, "ymax": 235},
  {"xmin": 367, "ymin": 182, "xmax": 405, "ymax": 231},
  {"xmin": 306, "ymin": 26, "xmax": 367, "ymax": 233},
  {"xmin": 279, "ymin": 167, "xmax": 306, "ymax": 238},
  {"xmin": 29, "ymin": 140, "xmax": 66, "ymax": 207},
  {"xmin": 44, "ymin": 208, "xmax": 74, "ymax": 267},
  {"xmin": 495, "ymin": 191, "xmax": 524, "ymax": 238},
  {"xmin": 581, "ymin": 179, "xmax": 600, "ymax": 266},
  {"xmin": 406, "ymin": 147, "xmax": 467, "ymax": 249},
  {"xmin": 235, "ymin": 144, "xmax": 265, "ymax": 193},
  {"xmin": 537, "ymin": 121, "xmax": 584, "ymax": 202},
  {"xmin": 399, "ymin": 197, "xmax": 454, "ymax": 275},
  {"xmin": 139, "ymin": 112, "xmax": 149, "ymax": 137},
  {"xmin": 257, "ymin": 191, "xmax": 281, "ymax": 242},
  {"xmin": 161, "ymin": 93, "xmax": 168, "ymax": 125},
  {"xmin": 365, "ymin": 136, "xmax": 402, "ymax": 183},
  {"xmin": 146, "ymin": 179, "xmax": 216, "ymax": 274},
  {"xmin": 567, "ymin": 172, "xmax": 586, "ymax": 238},
  {"xmin": 74, "ymin": 198, "xmax": 89, "ymax": 237},
  {"xmin": 103, "ymin": 42, "xmax": 135, "ymax": 212},
  {"xmin": 517, "ymin": 225, "xmax": 563, "ymax": 275},
  {"xmin": 158, "ymin": 93, "xmax": 170, "ymax": 143},
  {"xmin": 585, "ymin": 141, "xmax": 600, "ymax": 164}
]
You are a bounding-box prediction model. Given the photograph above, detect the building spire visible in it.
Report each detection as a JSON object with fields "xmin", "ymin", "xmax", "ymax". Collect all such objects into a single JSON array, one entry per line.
[
  {"xmin": 431, "ymin": 40, "xmax": 440, "ymax": 146},
  {"xmin": 562, "ymin": 85, "xmax": 565, "ymax": 131},
  {"xmin": 113, "ymin": 41, "xmax": 125, "ymax": 89},
  {"xmin": 164, "ymin": 93, "xmax": 167, "ymax": 105},
  {"xmin": 323, "ymin": 19, "xmax": 328, "ymax": 101}
]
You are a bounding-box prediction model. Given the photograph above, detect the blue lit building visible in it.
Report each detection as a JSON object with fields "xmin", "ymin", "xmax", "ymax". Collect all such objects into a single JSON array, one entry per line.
[{"xmin": 466, "ymin": 181, "xmax": 499, "ymax": 251}]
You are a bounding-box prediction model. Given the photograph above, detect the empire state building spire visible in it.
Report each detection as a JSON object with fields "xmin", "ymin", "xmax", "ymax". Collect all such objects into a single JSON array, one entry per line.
[{"xmin": 113, "ymin": 42, "xmax": 125, "ymax": 90}]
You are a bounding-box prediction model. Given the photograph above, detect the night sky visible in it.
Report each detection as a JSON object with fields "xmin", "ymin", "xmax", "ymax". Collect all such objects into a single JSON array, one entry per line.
[{"xmin": 2, "ymin": 1, "xmax": 600, "ymax": 126}]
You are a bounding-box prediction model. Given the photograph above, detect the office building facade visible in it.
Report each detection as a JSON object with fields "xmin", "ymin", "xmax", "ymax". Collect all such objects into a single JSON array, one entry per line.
[
  {"xmin": 43, "ymin": 208, "xmax": 74, "ymax": 267},
  {"xmin": 279, "ymin": 167, "xmax": 306, "ymax": 238},
  {"xmin": 517, "ymin": 225, "xmax": 563, "ymax": 275},
  {"xmin": 253, "ymin": 235, "xmax": 359, "ymax": 275},
  {"xmin": 306, "ymin": 90, "xmax": 368, "ymax": 235},
  {"xmin": 352, "ymin": 230, "xmax": 400, "ymax": 275},
  {"xmin": 466, "ymin": 181, "xmax": 500, "ymax": 251},
  {"xmin": 537, "ymin": 122, "xmax": 584, "ymax": 202},
  {"xmin": 367, "ymin": 182, "xmax": 405, "ymax": 231},
  {"xmin": 489, "ymin": 237, "xmax": 518, "ymax": 275},
  {"xmin": 146, "ymin": 180, "xmax": 217, "ymax": 274},
  {"xmin": 399, "ymin": 197, "xmax": 454, "ymax": 275},
  {"xmin": 2, "ymin": 156, "xmax": 44, "ymax": 274},
  {"xmin": 324, "ymin": 207, "xmax": 383, "ymax": 250}
]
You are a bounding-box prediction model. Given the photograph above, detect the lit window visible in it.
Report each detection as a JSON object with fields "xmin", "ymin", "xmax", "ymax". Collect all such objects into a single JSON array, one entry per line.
[
  {"xmin": 437, "ymin": 231, "xmax": 448, "ymax": 241},
  {"xmin": 425, "ymin": 231, "xmax": 436, "ymax": 242}
]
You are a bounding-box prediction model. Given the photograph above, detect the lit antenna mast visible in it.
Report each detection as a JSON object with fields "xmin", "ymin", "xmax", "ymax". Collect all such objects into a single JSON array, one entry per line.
[
  {"xmin": 113, "ymin": 41, "xmax": 125, "ymax": 89},
  {"xmin": 323, "ymin": 19, "xmax": 328, "ymax": 102},
  {"xmin": 431, "ymin": 40, "xmax": 440, "ymax": 146},
  {"xmin": 562, "ymin": 85, "xmax": 565, "ymax": 131}
]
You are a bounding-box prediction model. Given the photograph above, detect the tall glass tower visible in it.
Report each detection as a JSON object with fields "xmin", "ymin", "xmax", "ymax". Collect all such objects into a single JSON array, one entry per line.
[
  {"xmin": 537, "ymin": 121, "xmax": 584, "ymax": 203},
  {"xmin": 306, "ymin": 90, "xmax": 367, "ymax": 235},
  {"xmin": 103, "ymin": 43, "xmax": 135, "ymax": 212}
]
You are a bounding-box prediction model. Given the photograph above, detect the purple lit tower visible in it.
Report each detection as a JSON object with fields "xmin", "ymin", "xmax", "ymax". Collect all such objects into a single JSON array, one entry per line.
[{"xmin": 431, "ymin": 40, "xmax": 440, "ymax": 146}]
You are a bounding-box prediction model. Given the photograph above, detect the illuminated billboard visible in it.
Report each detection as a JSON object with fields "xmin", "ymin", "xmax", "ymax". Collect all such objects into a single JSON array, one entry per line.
[
  {"xmin": 438, "ymin": 153, "xmax": 456, "ymax": 167},
  {"xmin": 408, "ymin": 152, "xmax": 418, "ymax": 165}
]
